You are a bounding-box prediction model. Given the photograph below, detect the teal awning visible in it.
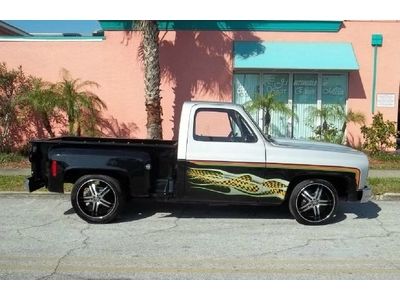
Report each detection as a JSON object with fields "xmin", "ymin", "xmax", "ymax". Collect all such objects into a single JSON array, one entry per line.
[
  {"xmin": 99, "ymin": 21, "xmax": 343, "ymax": 32},
  {"xmin": 234, "ymin": 41, "xmax": 359, "ymax": 70}
]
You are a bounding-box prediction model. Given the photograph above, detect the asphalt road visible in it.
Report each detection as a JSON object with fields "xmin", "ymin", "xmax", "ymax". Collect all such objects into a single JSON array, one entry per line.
[{"xmin": 1, "ymin": 193, "xmax": 400, "ymax": 279}]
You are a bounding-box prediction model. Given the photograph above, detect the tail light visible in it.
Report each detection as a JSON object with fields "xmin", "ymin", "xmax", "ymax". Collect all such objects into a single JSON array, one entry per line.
[{"xmin": 51, "ymin": 160, "xmax": 58, "ymax": 177}]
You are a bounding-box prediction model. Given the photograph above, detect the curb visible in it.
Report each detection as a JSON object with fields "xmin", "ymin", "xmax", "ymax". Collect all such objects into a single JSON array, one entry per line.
[
  {"xmin": 372, "ymin": 193, "xmax": 400, "ymax": 201},
  {"xmin": 0, "ymin": 192, "xmax": 70, "ymax": 196}
]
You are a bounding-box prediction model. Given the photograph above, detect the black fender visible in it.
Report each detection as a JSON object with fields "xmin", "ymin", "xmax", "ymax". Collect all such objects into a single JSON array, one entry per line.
[{"xmin": 48, "ymin": 147, "xmax": 151, "ymax": 196}]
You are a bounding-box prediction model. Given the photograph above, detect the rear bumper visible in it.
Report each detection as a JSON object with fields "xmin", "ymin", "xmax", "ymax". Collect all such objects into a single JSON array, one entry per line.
[
  {"xmin": 25, "ymin": 177, "xmax": 45, "ymax": 192},
  {"xmin": 357, "ymin": 186, "xmax": 372, "ymax": 203}
]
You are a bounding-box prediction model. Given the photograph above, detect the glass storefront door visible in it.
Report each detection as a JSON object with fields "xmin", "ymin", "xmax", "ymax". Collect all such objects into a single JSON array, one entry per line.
[
  {"xmin": 262, "ymin": 73, "xmax": 290, "ymax": 137},
  {"xmin": 292, "ymin": 74, "xmax": 318, "ymax": 140}
]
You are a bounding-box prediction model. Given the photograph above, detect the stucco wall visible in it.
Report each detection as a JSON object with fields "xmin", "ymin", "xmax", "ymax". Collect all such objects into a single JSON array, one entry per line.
[{"xmin": 0, "ymin": 21, "xmax": 399, "ymax": 143}]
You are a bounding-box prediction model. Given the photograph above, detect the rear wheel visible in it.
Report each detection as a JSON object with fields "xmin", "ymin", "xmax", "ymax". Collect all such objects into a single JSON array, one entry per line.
[
  {"xmin": 71, "ymin": 175, "xmax": 124, "ymax": 223},
  {"xmin": 289, "ymin": 179, "xmax": 338, "ymax": 225}
]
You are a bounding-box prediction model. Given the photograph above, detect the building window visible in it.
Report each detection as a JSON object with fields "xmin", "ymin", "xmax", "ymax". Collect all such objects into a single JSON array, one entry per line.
[
  {"xmin": 233, "ymin": 73, "xmax": 260, "ymax": 123},
  {"xmin": 233, "ymin": 72, "xmax": 348, "ymax": 140},
  {"xmin": 321, "ymin": 74, "xmax": 348, "ymax": 104}
]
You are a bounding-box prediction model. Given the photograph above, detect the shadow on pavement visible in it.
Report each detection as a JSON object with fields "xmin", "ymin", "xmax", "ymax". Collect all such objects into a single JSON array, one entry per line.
[
  {"xmin": 63, "ymin": 208, "xmax": 75, "ymax": 215},
  {"xmin": 337, "ymin": 201, "xmax": 381, "ymax": 219},
  {"xmin": 63, "ymin": 200, "xmax": 382, "ymax": 225},
  {"xmin": 116, "ymin": 202, "xmax": 293, "ymax": 223}
]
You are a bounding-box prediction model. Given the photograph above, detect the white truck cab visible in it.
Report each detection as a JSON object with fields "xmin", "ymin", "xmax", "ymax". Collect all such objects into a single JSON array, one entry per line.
[{"xmin": 178, "ymin": 101, "xmax": 370, "ymax": 225}]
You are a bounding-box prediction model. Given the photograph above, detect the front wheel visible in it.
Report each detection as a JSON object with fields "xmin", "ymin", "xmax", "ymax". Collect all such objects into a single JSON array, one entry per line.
[
  {"xmin": 288, "ymin": 179, "xmax": 338, "ymax": 225},
  {"xmin": 71, "ymin": 175, "xmax": 125, "ymax": 223}
]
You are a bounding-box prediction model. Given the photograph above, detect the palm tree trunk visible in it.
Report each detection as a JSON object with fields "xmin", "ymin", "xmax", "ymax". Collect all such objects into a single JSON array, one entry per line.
[
  {"xmin": 76, "ymin": 122, "xmax": 81, "ymax": 137},
  {"xmin": 341, "ymin": 122, "xmax": 347, "ymax": 144},
  {"xmin": 140, "ymin": 20, "xmax": 163, "ymax": 140},
  {"xmin": 41, "ymin": 112, "xmax": 55, "ymax": 138}
]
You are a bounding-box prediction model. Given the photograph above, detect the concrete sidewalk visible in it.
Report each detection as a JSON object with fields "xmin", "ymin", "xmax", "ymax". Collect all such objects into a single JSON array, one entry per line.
[
  {"xmin": 369, "ymin": 169, "xmax": 400, "ymax": 178},
  {"xmin": 2, "ymin": 168, "xmax": 399, "ymax": 177},
  {"xmin": 0, "ymin": 168, "xmax": 30, "ymax": 176}
]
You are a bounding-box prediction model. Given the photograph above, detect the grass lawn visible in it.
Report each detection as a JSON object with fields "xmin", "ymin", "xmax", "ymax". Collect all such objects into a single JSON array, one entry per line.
[
  {"xmin": 1, "ymin": 175, "xmax": 399, "ymax": 196},
  {"xmin": 0, "ymin": 153, "xmax": 29, "ymax": 169},
  {"xmin": 368, "ymin": 152, "xmax": 400, "ymax": 170},
  {"xmin": 0, "ymin": 175, "xmax": 72, "ymax": 192},
  {"xmin": 0, "ymin": 175, "xmax": 27, "ymax": 191},
  {"xmin": 367, "ymin": 178, "xmax": 400, "ymax": 195}
]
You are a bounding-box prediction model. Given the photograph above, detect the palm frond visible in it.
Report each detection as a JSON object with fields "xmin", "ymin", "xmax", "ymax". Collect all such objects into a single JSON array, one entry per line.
[
  {"xmin": 244, "ymin": 93, "xmax": 297, "ymax": 135},
  {"xmin": 54, "ymin": 69, "xmax": 105, "ymax": 136},
  {"xmin": 347, "ymin": 109, "xmax": 366, "ymax": 125}
]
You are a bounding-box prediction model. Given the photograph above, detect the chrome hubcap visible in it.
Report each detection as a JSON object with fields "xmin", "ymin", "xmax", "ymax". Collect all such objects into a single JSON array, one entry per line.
[
  {"xmin": 77, "ymin": 179, "xmax": 116, "ymax": 218},
  {"xmin": 296, "ymin": 183, "xmax": 335, "ymax": 223}
]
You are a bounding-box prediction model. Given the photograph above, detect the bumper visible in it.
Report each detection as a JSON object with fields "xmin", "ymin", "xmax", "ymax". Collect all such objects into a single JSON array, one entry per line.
[{"xmin": 357, "ymin": 186, "xmax": 372, "ymax": 203}]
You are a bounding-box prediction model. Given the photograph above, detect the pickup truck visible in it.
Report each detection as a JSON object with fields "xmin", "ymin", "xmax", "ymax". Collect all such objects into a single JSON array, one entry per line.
[{"xmin": 26, "ymin": 101, "xmax": 371, "ymax": 225}]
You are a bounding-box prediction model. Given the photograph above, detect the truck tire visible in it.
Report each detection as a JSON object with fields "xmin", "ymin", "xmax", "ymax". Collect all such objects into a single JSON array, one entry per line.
[
  {"xmin": 288, "ymin": 179, "xmax": 338, "ymax": 225},
  {"xmin": 71, "ymin": 174, "xmax": 125, "ymax": 224}
]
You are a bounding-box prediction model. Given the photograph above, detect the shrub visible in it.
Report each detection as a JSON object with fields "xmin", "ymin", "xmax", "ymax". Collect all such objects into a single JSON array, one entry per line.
[
  {"xmin": 0, "ymin": 63, "xmax": 31, "ymax": 152},
  {"xmin": 311, "ymin": 122, "xmax": 343, "ymax": 144},
  {"xmin": 360, "ymin": 112, "xmax": 398, "ymax": 154}
]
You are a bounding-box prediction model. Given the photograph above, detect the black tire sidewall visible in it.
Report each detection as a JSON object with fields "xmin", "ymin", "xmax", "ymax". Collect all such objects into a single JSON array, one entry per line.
[
  {"xmin": 289, "ymin": 179, "xmax": 338, "ymax": 225},
  {"xmin": 71, "ymin": 174, "xmax": 124, "ymax": 224}
]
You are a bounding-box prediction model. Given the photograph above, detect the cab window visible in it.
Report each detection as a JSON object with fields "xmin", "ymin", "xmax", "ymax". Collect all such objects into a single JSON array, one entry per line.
[{"xmin": 193, "ymin": 109, "xmax": 257, "ymax": 143}]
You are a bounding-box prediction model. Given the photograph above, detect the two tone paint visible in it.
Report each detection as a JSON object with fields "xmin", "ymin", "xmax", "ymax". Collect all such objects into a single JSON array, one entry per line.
[{"xmin": 177, "ymin": 102, "xmax": 369, "ymax": 204}]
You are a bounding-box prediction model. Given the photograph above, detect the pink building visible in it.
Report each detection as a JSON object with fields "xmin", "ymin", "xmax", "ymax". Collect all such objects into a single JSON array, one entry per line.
[{"xmin": 0, "ymin": 20, "xmax": 399, "ymax": 146}]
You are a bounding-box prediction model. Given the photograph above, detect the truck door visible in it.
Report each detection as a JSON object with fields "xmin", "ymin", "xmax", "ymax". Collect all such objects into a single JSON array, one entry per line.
[{"xmin": 184, "ymin": 106, "xmax": 268, "ymax": 203}]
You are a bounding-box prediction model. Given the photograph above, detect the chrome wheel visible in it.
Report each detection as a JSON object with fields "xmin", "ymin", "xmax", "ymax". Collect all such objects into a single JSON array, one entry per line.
[
  {"xmin": 295, "ymin": 182, "xmax": 336, "ymax": 223},
  {"xmin": 76, "ymin": 179, "xmax": 117, "ymax": 219}
]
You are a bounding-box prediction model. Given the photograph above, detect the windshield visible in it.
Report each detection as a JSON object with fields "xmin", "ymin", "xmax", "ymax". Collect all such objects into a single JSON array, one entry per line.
[{"xmin": 241, "ymin": 107, "xmax": 275, "ymax": 143}]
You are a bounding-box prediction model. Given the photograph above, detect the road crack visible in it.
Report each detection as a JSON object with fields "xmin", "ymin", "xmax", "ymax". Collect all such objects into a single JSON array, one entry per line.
[
  {"xmin": 15, "ymin": 219, "xmax": 61, "ymax": 242},
  {"xmin": 145, "ymin": 208, "xmax": 184, "ymax": 235},
  {"xmin": 249, "ymin": 237, "xmax": 341, "ymax": 258},
  {"xmin": 38, "ymin": 224, "xmax": 91, "ymax": 280}
]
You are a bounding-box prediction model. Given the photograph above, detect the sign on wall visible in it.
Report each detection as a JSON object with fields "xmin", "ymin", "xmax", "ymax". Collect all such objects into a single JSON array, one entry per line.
[
  {"xmin": 293, "ymin": 74, "xmax": 318, "ymax": 103},
  {"xmin": 376, "ymin": 93, "xmax": 396, "ymax": 108},
  {"xmin": 262, "ymin": 74, "xmax": 289, "ymax": 101}
]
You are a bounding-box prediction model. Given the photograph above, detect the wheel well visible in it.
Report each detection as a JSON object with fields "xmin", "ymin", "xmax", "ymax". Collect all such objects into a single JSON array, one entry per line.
[
  {"xmin": 284, "ymin": 174, "xmax": 351, "ymax": 203},
  {"xmin": 64, "ymin": 169, "xmax": 130, "ymax": 195}
]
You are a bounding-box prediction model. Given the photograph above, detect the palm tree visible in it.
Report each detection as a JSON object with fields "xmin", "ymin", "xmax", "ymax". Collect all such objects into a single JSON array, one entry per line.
[
  {"xmin": 306, "ymin": 104, "xmax": 365, "ymax": 144},
  {"xmin": 54, "ymin": 69, "xmax": 106, "ymax": 136},
  {"xmin": 19, "ymin": 77, "xmax": 58, "ymax": 137},
  {"xmin": 244, "ymin": 93, "xmax": 296, "ymax": 136},
  {"xmin": 137, "ymin": 21, "xmax": 163, "ymax": 139},
  {"xmin": 332, "ymin": 105, "xmax": 365, "ymax": 135}
]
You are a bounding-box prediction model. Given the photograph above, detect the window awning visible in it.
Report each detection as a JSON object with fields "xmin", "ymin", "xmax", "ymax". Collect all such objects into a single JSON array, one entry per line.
[{"xmin": 234, "ymin": 41, "xmax": 359, "ymax": 71}]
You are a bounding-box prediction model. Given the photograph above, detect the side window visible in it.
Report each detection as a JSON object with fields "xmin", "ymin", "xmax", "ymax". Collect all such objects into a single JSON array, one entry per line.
[{"xmin": 194, "ymin": 109, "xmax": 257, "ymax": 143}]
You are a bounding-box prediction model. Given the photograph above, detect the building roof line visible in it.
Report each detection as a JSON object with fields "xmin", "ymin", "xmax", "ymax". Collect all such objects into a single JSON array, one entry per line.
[{"xmin": 0, "ymin": 20, "xmax": 31, "ymax": 36}]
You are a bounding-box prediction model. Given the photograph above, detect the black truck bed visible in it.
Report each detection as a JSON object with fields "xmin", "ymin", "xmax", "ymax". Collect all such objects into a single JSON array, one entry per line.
[{"xmin": 28, "ymin": 136, "xmax": 178, "ymax": 196}]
